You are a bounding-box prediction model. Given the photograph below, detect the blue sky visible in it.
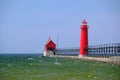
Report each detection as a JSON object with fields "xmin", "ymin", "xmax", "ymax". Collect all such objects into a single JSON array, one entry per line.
[{"xmin": 0, "ymin": 0, "xmax": 120, "ymax": 53}]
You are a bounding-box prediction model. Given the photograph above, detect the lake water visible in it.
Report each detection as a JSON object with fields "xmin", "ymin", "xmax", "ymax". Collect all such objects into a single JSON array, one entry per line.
[{"xmin": 0, "ymin": 53, "xmax": 43, "ymax": 56}]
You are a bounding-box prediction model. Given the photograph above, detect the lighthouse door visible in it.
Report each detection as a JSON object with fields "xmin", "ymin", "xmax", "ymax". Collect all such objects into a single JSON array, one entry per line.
[{"xmin": 48, "ymin": 47, "xmax": 56, "ymax": 55}]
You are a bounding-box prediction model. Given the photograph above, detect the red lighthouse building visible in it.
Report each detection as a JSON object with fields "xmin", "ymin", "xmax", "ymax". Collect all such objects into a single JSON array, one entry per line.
[
  {"xmin": 80, "ymin": 19, "xmax": 88, "ymax": 56},
  {"xmin": 44, "ymin": 37, "xmax": 56, "ymax": 56}
]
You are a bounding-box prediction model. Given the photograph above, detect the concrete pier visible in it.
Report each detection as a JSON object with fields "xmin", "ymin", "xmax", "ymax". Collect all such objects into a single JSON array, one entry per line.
[{"xmin": 51, "ymin": 55, "xmax": 120, "ymax": 66}]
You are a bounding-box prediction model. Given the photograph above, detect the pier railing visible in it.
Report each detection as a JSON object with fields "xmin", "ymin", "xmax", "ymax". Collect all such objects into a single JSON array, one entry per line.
[
  {"xmin": 86, "ymin": 43, "xmax": 120, "ymax": 57},
  {"xmin": 56, "ymin": 48, "xmax": 79, "ymax": 56},
  {"xmin": 56, "ymin": 43, "xmax": 120, "ymax": 65},
  {"xmin": 57, "ymin": 43, "xmax": 120, "ymax": 57}
]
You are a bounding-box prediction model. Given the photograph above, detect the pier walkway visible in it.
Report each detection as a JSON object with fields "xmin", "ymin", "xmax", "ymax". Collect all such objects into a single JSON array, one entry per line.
[{"xmin": 51, "ymin": 55, "xmax": 120, "ymax": 66}]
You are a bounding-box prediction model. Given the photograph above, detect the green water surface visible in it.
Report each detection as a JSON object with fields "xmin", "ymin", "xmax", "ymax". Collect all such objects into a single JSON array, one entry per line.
[{"xmin": 0, "ymin": 56, "xmax": 120, "ymax": 80}]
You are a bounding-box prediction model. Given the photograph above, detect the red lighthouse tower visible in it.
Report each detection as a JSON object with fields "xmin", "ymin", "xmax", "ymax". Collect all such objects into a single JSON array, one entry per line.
[{"xmin": 80, "ymin": 19, "xmax": 88, "ymax": 56}]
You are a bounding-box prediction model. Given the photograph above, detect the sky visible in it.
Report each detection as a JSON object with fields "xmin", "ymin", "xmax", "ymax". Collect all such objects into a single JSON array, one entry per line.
[{"xmin": 0, "ymin": 0, "xmax": 120, "ymax": 53}]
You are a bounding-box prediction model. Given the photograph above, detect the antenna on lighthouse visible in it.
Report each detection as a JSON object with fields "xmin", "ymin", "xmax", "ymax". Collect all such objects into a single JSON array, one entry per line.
[{"xmin": 56, "ymin": 36, "xmax": 59, "ymax": 49}]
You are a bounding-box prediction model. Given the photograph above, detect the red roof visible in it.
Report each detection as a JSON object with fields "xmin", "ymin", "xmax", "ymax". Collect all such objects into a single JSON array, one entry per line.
[
  {"xmin": 45, "ymin": 39, "xmax": 56, "ymax": 47},
  {"xmin": 45, "ymin": 37, "xmax": 56, "ymax": 49}
]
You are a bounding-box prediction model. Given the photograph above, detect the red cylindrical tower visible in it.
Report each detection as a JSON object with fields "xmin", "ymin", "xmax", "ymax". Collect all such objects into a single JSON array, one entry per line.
[{"xmin": 80, "ymin": 19, "xmax": 88, "ymax": 56}]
